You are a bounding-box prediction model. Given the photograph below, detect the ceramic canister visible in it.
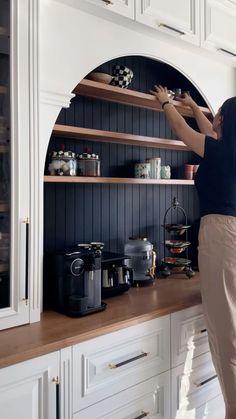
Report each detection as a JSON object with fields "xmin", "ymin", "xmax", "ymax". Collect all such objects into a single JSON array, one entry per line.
[
  {"xmin": 134, "ymin": 163, "xmax": 151, "ymax": 179},
  {"xmin": 146, "ymin": 157, "xmax": 161, "ymax": 179},
  {"xmin": 161, "ymin": 165, "xmax": 171, "ymax": 179}
]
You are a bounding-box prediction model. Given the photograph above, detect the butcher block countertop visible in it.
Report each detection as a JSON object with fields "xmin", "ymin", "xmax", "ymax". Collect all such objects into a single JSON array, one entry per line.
[{"xmin": 0, "ymin": 274, "xmax": 201, "ymax": 369}]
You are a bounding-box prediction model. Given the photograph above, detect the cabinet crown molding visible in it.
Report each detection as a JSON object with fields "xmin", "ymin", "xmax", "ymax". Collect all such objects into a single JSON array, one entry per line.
[{"xmin": 40, "ymin": 90, "xmax": 75, "ymax": 108}]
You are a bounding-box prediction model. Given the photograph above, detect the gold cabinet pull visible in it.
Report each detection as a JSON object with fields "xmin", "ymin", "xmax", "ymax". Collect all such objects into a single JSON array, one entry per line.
[{"xmin": 134, "ymin": 411, "xmax": 149, "ymax": 419}]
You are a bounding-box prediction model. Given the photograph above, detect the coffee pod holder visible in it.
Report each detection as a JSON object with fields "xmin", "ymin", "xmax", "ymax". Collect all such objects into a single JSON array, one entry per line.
[{"xmin": 160, "ymin": 197, "xmax": 195, "ymax": 278}]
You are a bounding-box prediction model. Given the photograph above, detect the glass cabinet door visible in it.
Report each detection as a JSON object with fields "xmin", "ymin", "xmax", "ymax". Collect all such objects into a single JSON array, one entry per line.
[
  {"xmin": 0, "ymin": 0, "xmax": 31, "ymax": 329},
  {"xmin": 0, "ymin": 0, "xmax": 10, "ymax": 309}
]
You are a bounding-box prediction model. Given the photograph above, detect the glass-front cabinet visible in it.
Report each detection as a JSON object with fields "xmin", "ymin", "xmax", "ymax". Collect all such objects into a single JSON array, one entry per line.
[{"xmin": 0, "ymin": 0, "xmax": 31, "ymax": 329}]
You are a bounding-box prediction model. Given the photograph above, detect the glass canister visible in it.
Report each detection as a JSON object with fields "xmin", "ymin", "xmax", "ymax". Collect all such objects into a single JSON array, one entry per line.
[
  {"xmin": 146, "ymin": 157, "xmax": 161, "ymax": 179},
  {"xmin": 77, "ymin": 152, "xmax": 100, "ymax": 176},
  {"xmin": 48, "ymin": 149, "xmax": 77, "ymax": 176}
]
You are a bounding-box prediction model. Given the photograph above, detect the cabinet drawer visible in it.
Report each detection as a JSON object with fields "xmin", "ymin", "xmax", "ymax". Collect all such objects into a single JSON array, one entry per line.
[
  {"xmin": 82, "ymin": 0, "xmax": 135, "ymax": 19},
  {"xmin": 73, "ymin": 316, "xmax": 170, "ymax": 411},
  {"xmin": 171, "ymin": 305, "xmax": 209, "ymax": 368},
  {"xmin": 171, "ymin": 352, "xmax": 222, "ymax": 419},
  {"xmin": 73, "ymin": 371, "xmax": 170, "ymax": 419}
]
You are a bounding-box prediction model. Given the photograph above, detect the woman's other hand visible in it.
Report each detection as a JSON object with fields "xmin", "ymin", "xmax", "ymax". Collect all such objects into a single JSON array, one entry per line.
[
  {"xmin": 150, "ymin": 85, "xmax": 169, "ymax": 105},
  {"xmin": 177, "ymin": 93, "xmax": 197, "ymax": 108}
]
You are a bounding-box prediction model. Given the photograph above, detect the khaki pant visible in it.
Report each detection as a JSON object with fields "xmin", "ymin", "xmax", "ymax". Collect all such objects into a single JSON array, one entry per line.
[{"xmin": 198, "ymin": 214, "xmax": 236, "ymax": 407}]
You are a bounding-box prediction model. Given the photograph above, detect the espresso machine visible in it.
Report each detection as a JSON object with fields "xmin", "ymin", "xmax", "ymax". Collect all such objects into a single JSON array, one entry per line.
[{"xmin": 44, "ymin": 243, "xmax": 106, "ymax": 317}]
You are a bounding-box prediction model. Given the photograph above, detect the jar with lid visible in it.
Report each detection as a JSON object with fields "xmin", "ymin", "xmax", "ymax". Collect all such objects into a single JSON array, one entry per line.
[
  {"xmin": 48, "ymin": 148, "xmax": 77, "ymax": 176},
  {"xmin": 77, "ymin": 152, "xmax": 100, "ymax": 176}
]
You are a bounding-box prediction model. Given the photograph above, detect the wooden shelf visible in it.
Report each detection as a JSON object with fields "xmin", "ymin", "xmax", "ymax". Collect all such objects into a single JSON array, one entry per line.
[
  {"xmin": 53, "ymin": 124, "xmax": 189, "ymax": 151},
  {"xmin": 73, "ymin": 79, "xmax": 212, "ymax": 119},
  {"xmin": 0, "ymin": 86, "xmax": 7, "ymax": 95},
  {"xmin": 0, "ymin": 202, "xmax": 8, "ymax": 212},
  {"xmin": 44, "ymin": 176, "xmax": 194, "ymax": 185}
]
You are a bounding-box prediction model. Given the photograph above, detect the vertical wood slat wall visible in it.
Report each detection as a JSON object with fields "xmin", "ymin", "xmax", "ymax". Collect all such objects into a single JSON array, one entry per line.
[{"xmin": 44, "ymin": 56, "xmax": 201, "ymax": 261}]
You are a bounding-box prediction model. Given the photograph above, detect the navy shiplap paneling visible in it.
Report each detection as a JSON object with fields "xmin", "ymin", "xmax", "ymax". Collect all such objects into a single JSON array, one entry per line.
[{"xmin": 44, "ymin": 56, "xmax": 201, "ymax": 261}]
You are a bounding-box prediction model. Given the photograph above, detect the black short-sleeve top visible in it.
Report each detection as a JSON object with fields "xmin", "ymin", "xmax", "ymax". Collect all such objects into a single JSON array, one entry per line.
[{"xmin": 195, "ymin": 136, "xmax": 236, "ymax": 217}]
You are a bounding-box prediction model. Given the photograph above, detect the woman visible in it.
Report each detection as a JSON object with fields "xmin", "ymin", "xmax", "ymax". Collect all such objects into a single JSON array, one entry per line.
[{"xmin": 150, "ymin": 85, "xmax": 236, "ymax": 419}]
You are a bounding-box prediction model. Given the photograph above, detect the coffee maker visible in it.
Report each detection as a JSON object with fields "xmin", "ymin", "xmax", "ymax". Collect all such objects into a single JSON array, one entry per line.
[{"xmin": 44, "ymin": 244, "xmax": 106, "ymax": 317}]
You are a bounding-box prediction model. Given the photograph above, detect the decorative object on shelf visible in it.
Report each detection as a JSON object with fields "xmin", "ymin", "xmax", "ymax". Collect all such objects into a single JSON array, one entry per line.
[
  {"xmin": 160, "ymin": 197, "xmax": 195, "ymax": 278},
  {"xmin": 161, "ymin": 165, "xmax": 171, "ymax": 179},
  {"xmin": 146, "ymin": 157, "xmax": 161, "ymax": 179},
  {"xmin": 111, "ymin": 65, "xmax": 133, "ymax": 88},
  {"xmin": 184, "ymin": 163, "xmax": 194, "ymax": 180},
  {"xmin": 124, "ymin": 237, "xmax": 156, "ymax": 286},
  {"xmin": 77, "ymin": 148, "xmax": 100, "ymax": 176},
  {"xmin": 48, "ymin": 145, "xmax": 77, "ymax": 176},
  {"xmin": 101, "ymin": 251, "xmax": 132, "ymax": 298},
  {"xmin": 86, "ymin": 71, "xmax": 113, "ymax": 84},
  {"xmin": 134, "ymin": 162, "xmax": 151, "ymax": 179}
]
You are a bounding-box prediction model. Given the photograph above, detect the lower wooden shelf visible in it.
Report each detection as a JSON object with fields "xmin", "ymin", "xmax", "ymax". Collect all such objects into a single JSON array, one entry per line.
[
  {"xmin": 44, "ymin": 176, "xmax": 194, "ymax": 185},
  {"xmin": 0, "ymin": 263, "xmax": 8, "ymax": 273},
  {"xmin": 0, "ymin": 86, "xmax": 7, "ymax": 95}
]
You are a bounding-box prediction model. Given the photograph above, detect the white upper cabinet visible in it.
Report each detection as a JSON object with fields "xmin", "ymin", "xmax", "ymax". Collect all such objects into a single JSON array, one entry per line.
[
  {"xmin": 83, "ymin": 0, "xmax": 135, "ymax": 19},
  {"xmin": 201, "ymin": 0, "xmax": 236, "ymax": 57},
  {"xmin": 135, "ymin": 0, "xmax": 200, "ymax": 45}
]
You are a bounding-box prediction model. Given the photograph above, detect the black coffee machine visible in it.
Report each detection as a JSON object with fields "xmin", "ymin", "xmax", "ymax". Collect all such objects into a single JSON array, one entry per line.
[{"xmin": 44, "ymin": 244, "xmax": 106, "ymax": 317}]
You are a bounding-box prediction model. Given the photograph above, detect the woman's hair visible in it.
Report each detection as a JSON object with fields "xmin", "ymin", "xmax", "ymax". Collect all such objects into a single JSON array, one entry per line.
[{"xmin": 220, "ymin": 97, "xmax": 236, "ymax": 163}]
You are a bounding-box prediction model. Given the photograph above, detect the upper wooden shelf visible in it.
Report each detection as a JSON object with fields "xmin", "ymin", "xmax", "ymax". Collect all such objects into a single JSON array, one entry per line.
[
  {"xmin": 73, "ymin": 79, "xmax": 212, "ymax": 119},
  {"xmin": 53, "ymin": 124, "xmax": 189, "ymax": 151},
  {"xmin": 44, "ymin": 176, "xmax": 194, "ymax": 186}
]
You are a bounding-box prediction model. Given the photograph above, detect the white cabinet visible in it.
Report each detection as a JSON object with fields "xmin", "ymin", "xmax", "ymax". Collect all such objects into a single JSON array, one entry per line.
[
  {"xmin": 171, "ymin": 352, "xmax": 224, "ymax": 419},
  {"xmin": 201, "ymin": 0, "xmax": 236, "ymax": 57},
  {"xmin": 0, "ymin": 352, "xmax": 59, "ymax": 419},
  {"xmin": 171, "ymin": 304, "xmax": 209, "ymax": 368},
  {"xmin": 83, "ymin": 0, "xmax": 135, "ymax": 19},
  {"xmin": 73, "ymin": 315, "xmax": 170, "ymax": 411},
  {"xmin": 171, "ymin": 306, "xmax": 225, "ymax": 419},
  {"xmin": 135, "ymin": 0, "xmax": 200, "ymax": 45},
  {"xmin": 0, "ymin": 0, "xmax": 39, "ymax": 330},
  {"xmin": 74, "ymin": 371, "xmax": 171, "ymax": 419}
]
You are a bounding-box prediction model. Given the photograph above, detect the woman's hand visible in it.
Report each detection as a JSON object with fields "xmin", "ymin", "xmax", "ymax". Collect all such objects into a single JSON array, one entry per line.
[
  {"xmin": 149, "ymin": 85, "xmax": 170, "ymax": 105},
  {"xmin": 177, "ymin": 93, "xmax": 197, "ymax": 108}
]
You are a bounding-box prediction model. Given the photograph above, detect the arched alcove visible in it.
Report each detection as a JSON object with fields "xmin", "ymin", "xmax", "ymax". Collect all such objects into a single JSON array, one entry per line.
[{"xmin": 43, "ymin": 55, "xmax": 207, "ymax": 270}]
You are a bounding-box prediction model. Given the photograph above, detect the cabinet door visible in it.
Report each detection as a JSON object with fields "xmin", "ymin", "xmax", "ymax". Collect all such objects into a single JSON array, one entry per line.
[
  {"xmin": 171, "ymin": 352, "xmax": 222, "ymax": 419},
  {"xmin": 0, "ymin": 0, "xmax": 31, "ymax": 329},
  {"xmin": 136, "ymin": 0, "xmax": 200, "ymax": 45},
  {"xmin": 82, "ymin": 0, "xmax": 135, "ymax": 19},
  {"xmin": 0, "ymin": 352, "xmax": 59, "ymax": 419},
  {"xmin": 201, "ymin": 0, "xmax": 236, "ymax": 58},
  {"xmin": 74, "ymin": 371, "xmax": 171, "ymax": 419}
]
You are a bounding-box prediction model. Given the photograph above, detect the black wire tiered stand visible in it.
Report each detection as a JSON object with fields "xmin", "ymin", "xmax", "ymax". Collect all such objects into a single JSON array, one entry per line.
[{"xmin": 160, "ymin": 197, "xmax": 195, "ymax": 278}]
